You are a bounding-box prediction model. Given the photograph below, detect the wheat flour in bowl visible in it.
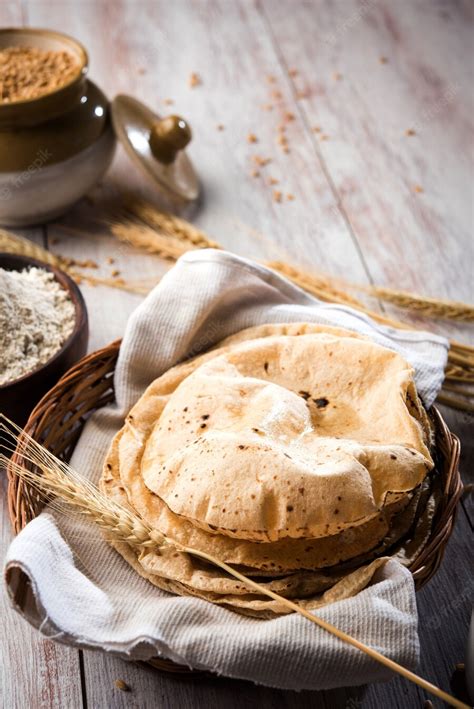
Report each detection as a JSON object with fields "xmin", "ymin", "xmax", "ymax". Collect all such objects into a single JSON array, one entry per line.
[{"xmin": 0, "ymin": 266, "xmax": 75, "ymax": 386}]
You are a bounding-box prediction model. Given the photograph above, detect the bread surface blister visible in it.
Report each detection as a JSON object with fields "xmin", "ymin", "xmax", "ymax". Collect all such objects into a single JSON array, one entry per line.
[{"xmin": 101, "ymin": 323, "xmax": 436, "ymax": 616}]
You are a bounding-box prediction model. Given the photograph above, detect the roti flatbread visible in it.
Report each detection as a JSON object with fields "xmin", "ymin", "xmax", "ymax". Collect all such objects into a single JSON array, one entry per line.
[
  {"xmin": 140, "ymin": 333, "xmax": 432, "ymax": 541},
  {"xmin": 100, "ymin": 322, "xmax": 435, "ymax": 615},
  {"xmin": 102, "ymin": 437, "xmax": 391, "ymax": 615}
]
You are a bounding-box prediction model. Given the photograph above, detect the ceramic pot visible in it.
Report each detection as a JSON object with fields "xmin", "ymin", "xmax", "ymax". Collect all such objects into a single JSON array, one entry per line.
[{"xmin": 0, "ymin": 28, "xmax": 116, "ymax": 226}]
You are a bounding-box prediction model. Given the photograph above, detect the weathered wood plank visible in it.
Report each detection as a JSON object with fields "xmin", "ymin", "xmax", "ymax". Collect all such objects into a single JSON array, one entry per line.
[
  {"xmin": 0, "ymin": 232, "xmax": 83, "ymax": 709},
  {"xmin": 1, "ymin": 1, "xmax": 472, "ymax": 707},
  {"xmin": 261, "ymin": 0, "xmax": 473, "ymax": 302},
  {"xmin": 361, "ymin": 505, "xmax": 473, "ymax": 708},
  {"xmin": 26, "ymin": 0, "xmax": 372, "ymax": 279},
  {"xmin": 81, "ymin": 650, "xmax": 363, "ymax": 709},
  {"xmin": 260, "ymin": 0, "xmax": 474, "ymax": 345}
]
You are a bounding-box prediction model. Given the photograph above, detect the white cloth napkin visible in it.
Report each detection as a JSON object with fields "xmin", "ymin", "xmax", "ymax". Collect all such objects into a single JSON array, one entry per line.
[{"xmin": 4, "ymin": 250, "xmax": 449, "ymax": 691}]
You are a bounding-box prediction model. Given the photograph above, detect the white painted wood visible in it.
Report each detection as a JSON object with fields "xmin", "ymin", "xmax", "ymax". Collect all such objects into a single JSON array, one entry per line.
[
  {"xmin": 261, "ymin": 0, "xmax": 474, "ymax": 341},
  {"xmin": 0, "ymin": 232, "xmax": 83, "ymax": 709},
  {"xmin": 26, "ymin": 0, "xmax": 371, "ymax": 279},
  {"xmin": 1, "ymin": 1, "xmax": 472, "ymax": 707},
  {"xmin": 0, "ymin": 11, "xmax": 81, "ymax": 707}
]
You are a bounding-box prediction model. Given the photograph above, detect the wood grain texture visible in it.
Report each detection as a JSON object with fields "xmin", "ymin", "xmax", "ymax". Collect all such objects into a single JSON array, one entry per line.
[
  {"xmin": 260, "ymin": 0, "xmax": 474, "ymax": 342},
  {"xmin": 1, "ymin": 0, "xmax": 472, "ymax": 707},
  {"xmin": 27, "ymin": 0, "xmax": 373, "ymax": 274},
  {"xmin": 82, "ymin": 653, "xmax": 364, "ymax": 709},
  {"xmin": 0, "ymin": 234, "xmax": 83, "ymax": 709},
  {"xmin": 362, "ymin": 506, "xmax": 474, "ymax": 708},
  {"xmin": 261, "ymin": 0, "xmax": 473, "ymax": 298},
  {"xmin": 260, "ymin": 0, "xmax": 474, "ymax": 529}
]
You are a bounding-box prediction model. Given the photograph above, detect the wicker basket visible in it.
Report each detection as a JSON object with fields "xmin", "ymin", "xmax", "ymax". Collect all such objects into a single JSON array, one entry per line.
[{"xmin": 7, "ymin": 340, "xmax": 464, "ymax": 673}]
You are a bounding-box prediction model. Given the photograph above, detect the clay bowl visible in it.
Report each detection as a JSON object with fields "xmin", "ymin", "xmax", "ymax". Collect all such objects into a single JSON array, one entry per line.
[{"xmin": 0, "ymin": 254, "xmax": 89, "ymax": 427}]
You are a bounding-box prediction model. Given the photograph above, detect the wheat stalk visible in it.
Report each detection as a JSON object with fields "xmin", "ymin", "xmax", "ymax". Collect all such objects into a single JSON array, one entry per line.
[
  {"xmin": 0, "ymin": 229, "xmax": 150, "ymax": 295},
  {"xmin": 73, "ymin": 272, "xmax": 151, "ymax": 295},
  {"xmin": 116, "ymin": 199, "xmax": 474, "ymax": 324},
  {"xmin": 0, "ymin": 417, "xmax": 468, "ymax": 709},
  {"xmin": 104, "ymin": 211, "xmax": 474, "ymax": 344},
  {"xmin": 267, "ymin": 261, "xmax": 364, "ymax": 308},
  {"xmin": 105, "ymin": 198, "xmax": 474, "ymax": 322},
  {"xmin": 108, "ymin": 218, "xmax": 193, "ymax": 260},
  {"xmin": 362, "ymin": 286, "xmax": 474, "ymax": 323},
  {"xmin": 0, "ymin": 229, "xmax": 65, "ymax": 268},
  {"xmin": 122, "ymin": 195, "xmax": 220, "ymax": 250},
  {"xmin": 2, "ymin": 219, "xmax": 474, "ymax": 410}
]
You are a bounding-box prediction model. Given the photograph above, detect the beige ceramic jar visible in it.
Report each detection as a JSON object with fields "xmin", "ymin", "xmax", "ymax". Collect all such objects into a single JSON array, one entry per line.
[{"xmin": 0, "ymin": 28, "xmax": 115, "ymax": 226}]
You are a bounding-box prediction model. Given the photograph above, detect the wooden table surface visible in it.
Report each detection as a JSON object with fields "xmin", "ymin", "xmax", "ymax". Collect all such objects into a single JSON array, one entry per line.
[{"xmin": 1, "ymin": 1, "xmax": 473, "ymax": 707}]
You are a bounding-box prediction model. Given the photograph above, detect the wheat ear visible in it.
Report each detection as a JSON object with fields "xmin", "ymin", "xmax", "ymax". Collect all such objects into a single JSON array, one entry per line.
[
  {"xmin": 363, "ymin": 286, "xmax": 474, "ymax": 322},
  {"xmin": 0, "ymin": 420, "xmax": 467, "ymax": 709},
  {"xmin": 0, "ymin": 228, "xmax": 150, "ymax": 295},
  {"xmin": 2, "ymin": 222, "xmax": 474, "ymax": 409},
  {"xmin": 115, "ymin": 198, "xmax": 474, "ymax": 323}
]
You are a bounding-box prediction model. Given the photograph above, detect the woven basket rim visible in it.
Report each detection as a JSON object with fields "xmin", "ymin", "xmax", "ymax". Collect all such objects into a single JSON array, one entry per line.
[
  {"xmin": 5, "ymin": 338, "xmax": 464, "ymax": 675},
  {"xmin": 7, "ymin": 338, "xmax": 464, "ymax": 586}
]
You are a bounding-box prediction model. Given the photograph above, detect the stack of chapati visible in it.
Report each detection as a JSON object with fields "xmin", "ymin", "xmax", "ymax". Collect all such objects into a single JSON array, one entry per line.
[{"xmin": 101, "ymin": 323, "xmax": 439, "ymax": 617}]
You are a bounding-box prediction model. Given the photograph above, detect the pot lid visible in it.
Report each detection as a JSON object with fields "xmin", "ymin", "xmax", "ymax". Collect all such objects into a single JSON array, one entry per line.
[{"xmin": 111, "ymin": 94, "xmax": 199, "ymax": 201}]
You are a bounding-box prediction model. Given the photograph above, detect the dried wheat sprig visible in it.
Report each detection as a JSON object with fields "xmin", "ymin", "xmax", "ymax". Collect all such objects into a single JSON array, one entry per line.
[
  {"xmin": 2, "ymin": 221, "xmax": 474, "ymax": 410},
  {"xmin": 106, "ymin": 205, "xmax": 474, "ymax": 325},
  {"xmin": 436, "ymin": 393, "xmax": 474, "ymax": 413},
  {"xmin": 0, "ymin": 422, "xmax": 166, "ymax": 549},
  {"xmin": 108, "ymin": 218, "xmax": 193, "ymax": 260},
  {"xmin": 0, "ymin": 228, "xmax": 151, "ymax": 295},
  {"xmin": 6, "ymin": 457, "xmax": 166, "ymax": 548},
  {"xmin": 118, "ymin": 199, "xmax": 474, "ymax": 324},
  {"xmin": 105, "ymin": 216, "xmax": 474, "ymax": 341},
  {"xmin": 270, "ymin": 263, "xmax": 474, "ymax": 401},
  {"xmin": 100, "ymin": 199, "xmax": 474, "ymax": 333},
  {"xmin": 0, "ymin": 419, "xmax": 467, "ymax": 709},
  {"xmin": 359, "ymin": 285, "xmax": 474, "ymax": 323},
  {"xmin": 0, "ymin": 229, "xmax": 67, "ymax": 269},
  {"xmin": 100, "ymin": 212, "xmax": 474, "ymax": 410},
  {"xmin": 122, "ymin": 195, "xmax": 220, "ymax": 250},
  {"xmin": 105, "ymin": 218, "xmax": 365, "ymax": 309},
  {"xmin": 70, "ymin": 270, "xmax": 152, "ymax": 295},
  {"xmin": 267, "ymin": 261, "xmax": 364, "ymax": 308}
]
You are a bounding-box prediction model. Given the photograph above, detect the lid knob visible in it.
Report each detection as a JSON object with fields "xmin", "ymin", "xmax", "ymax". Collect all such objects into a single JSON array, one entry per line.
[{"xmin": 149, "ymin": 115, "xmax": 192, "ymax": 165}]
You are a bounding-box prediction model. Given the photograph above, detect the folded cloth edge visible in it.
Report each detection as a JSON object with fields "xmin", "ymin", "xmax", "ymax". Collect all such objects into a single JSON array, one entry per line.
[
  {"xmin": 4, "ymin": 513, "xmax": 420, "ymax": 690},
  {"xmin": 4, "ymin": 248, "xmax": 440, "ymax": 691}
]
